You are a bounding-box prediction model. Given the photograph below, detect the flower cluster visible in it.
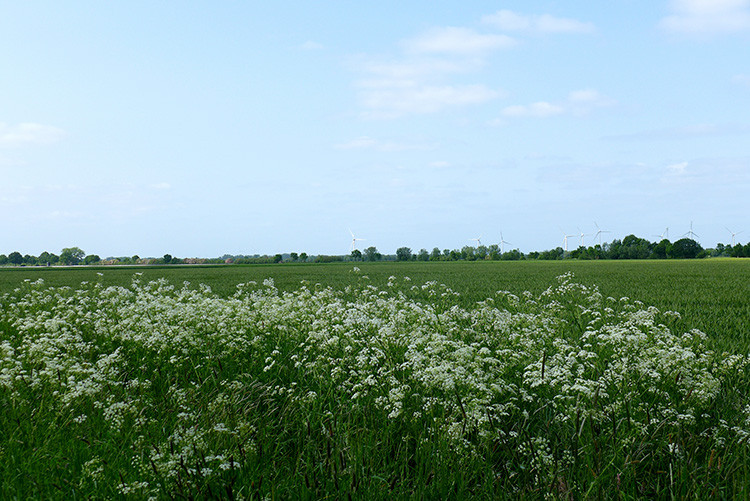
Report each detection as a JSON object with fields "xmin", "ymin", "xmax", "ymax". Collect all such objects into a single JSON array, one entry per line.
[{"xmin": 1, "ymin": 272, "xmax": 748, "ymax": 497}]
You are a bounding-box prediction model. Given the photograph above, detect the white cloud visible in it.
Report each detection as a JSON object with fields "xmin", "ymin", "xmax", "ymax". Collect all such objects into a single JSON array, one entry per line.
[
  {"xmin": 299, "ymin": 40, "xmax": 324, "ymax": 51},
  {"xmin": 667, "ymin": 161, "xmax": 688, "ymax": 174},
  {"xmin": 501, "ymin": 89, "xmax": 614, "ymax": 119},
  {"xmin": 403, "ymin": 26, "xmax": 516, "ymax": 55},
  {"xmin": 361, "ymin": 84, "xmax": 501, "ymax": 118},
  {"xmin": 0, "ymin": 122, "xmax": 65, "ymax": 148},
  {"xmin": 335, "ymin": 136, "xmax": 437, "ymax": 151},
  {"xmin": 660, "ymin": 0, "xmax": 750, "ymax": 35},
  {"xmin": 502, "ymin": 102, "xmax": 565, "ymax": 118},
  {"xmin": 482, "ymin": 10, "xmax": 595, "ymax": 34}
]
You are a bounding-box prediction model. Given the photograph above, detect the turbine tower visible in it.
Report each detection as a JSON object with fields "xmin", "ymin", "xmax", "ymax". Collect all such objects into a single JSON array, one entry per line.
[
  {"xmin": 725, "ymin": 226, "xmax": 743, "ymax": 247},
  {"xmin": 499, "ymin": 232, "xmax": 511, "ymax": 253},
  {"xmin": 577, "ymin": 227, "xmax": 588, "ymax": 248},
  {"xmin": 593, "ymin": 222, "xmax": 611, "ymax": 246},
  {"xmin": 683, "ymin": 221, "xmax": 699, "ymax": 241},
  {"xmin": 349, "ymin": 229, "xmax": 365, "ymax": 252},
  {"xmin": 561, "ymin": 230, "xmax": 576, "ymax": 252}
]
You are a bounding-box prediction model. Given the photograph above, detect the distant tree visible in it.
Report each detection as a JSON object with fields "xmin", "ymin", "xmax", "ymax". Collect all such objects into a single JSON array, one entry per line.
[
  {"xmin": 430, "ymin": 247, "xmax": 442, "ymax": 261},
  {"xmin": 60, "ymin": 247, "xmax": 85, "ymax": 265},
  {"xmin": 84, "ymin": 254, "xmax": 101, "ymax": 265},
  {"xmin": 290, "ymin": 252, "xmax": 299, "ymax": 262},
  {"xmin": 299, "ymin": 252, "xmax": 308, "ymax": 262},
  {"xmin": 651, "ymin": 239, "xmax": 671, "ymax": 259},
  {"xmin": 396, "ymin": 247, "xmax": 413, "ymax": 261},
  {"xmin": 131, "ymin": 255, "xmax": 140, "ymax": 263},
  {"xmin": 461, "ymin": 246, "xmax": 476, "ymax": 261},
  {"xmin": 161, "ymin": 254, "xmax": 172, "ymax": 264},
  {"xmin": 273, "ymin": 254, "xmax": 283, "ymax": 263},
  {"xmin": 364, "ymin": 246, "xmax": 381, "ymax": 262},
  {"xmin": 418, "ymin": 248, "xmax": 429, "ymax": 261},
  {"xmin": 502, "ymin": 249, "xmax": 523, "ymax": 261},
  {"xmin": 669, "ymin": 238, "xmax": 703, "ymax": 259},
  {"xmin": 487, "ymin": 244, "xmax": 500, "ymax": 260},
  {"xmin": 23, "ymin": 254, "xmax": 37, "ymax": 265},
  {"xmin": 8, "ymin": 251, "xmax": 23, "ymax": 265},
  {"xmin": 0, "ymin": 254, "xmax": 8, "ymax": 265},
  {"xmin": 38, "ymin": 251, "xmax": 59, "ymax": 265},
  {"xmin": 350, "ymin": 249, "xmax": 362, "ymax": 261},
  {"xmin": 475, "ymin": 245, "xmax": 488, "ymax": 260}
]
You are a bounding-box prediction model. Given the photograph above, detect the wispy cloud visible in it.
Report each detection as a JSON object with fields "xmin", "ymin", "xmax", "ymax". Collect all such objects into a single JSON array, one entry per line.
[
  {"xmin": 351, "ymin": 20, "xmax": 517, "ymax": 119},
  {"xmin": 299, "ymin": 40, "xmax": 323, "ymax": 51},
  {"xmin": 334, "ymin": 136, "xmax": 436, "ymax": 151},
  {"xmin": 502, "ymin": 102, "xmax": 565, "ymax": 118},
  {"xmin": 0, "ymin": 122, "xmax": 65, "ymax": 148},
  {"xmin": 605, "ymin": 123, "xmax": 750, "ymax": 141},
  {"xmin": 660, "ymin": 0, "xmax": 750, "ymax": 35},
  {"xmin": 501, "ymin": 89, "xmax": 614, "ymax": 119},
  {"xmin": 482, "ymin": 10, "xmax": 595, "ymax": 34},
  {"xmin": 402, "ymin": 26, "xmax": 516, "ymax": 54},
  {"xmin": 360, "ymin": 84, "xmax": 501, "ymax": 118}
]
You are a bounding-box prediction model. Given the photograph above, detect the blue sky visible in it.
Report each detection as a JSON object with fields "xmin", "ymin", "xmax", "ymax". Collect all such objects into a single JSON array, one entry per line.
[{"xmin": 2, "ymin": 1, "xmax": 749, "ymax": 257}]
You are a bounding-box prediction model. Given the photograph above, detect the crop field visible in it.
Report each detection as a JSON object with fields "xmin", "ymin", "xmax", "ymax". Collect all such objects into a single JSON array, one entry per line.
[{"xmin": 1, "ymin": 260, "xmax": 749, "ymax": 498}]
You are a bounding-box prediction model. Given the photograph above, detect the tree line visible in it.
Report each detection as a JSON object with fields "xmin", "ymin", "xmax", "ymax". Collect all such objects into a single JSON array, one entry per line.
[{"xmin": 2, "ymin": 236, "xmax": 749, "ymax": 267}]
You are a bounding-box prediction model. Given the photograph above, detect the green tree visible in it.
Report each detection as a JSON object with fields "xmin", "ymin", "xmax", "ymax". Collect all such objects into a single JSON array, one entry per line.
[
  {"xmin": 38, "ymin": 251, "xmax": 59, "ymax": 265},
  {"xmin": 651, "ymin": 239, "xmax": 671, "ymax": 259},
  {"xmin": 430, "ymin": 247, "xmax": 442, "ymax": 261},
  {"xmin": 290, "ymin": 252, "xmax": 299, "ymax": 262},
  {"xmin": 364, "ymin": 246, "xmax": 381, "ymax": 262},
  {"xmin": 162, "ymin": 254, "xmax": 173, "ymax": 264},
  {"xmin": 8, "ymin": 251, "xmax": 23, "ymax": 265},
  {"xmin": 84, "ymin": 254, "xmax": 101, "ymax": 265},
  {"xmin": 350, "ymin": 249, "xmax": 362, "ymax": 261},
  {"xmin": 0, "ymin": 254, "xmax": 8, "ymax": 265},
  {"xmin": 669, "ymin": 238, "xmax": 703, "ymax": 259},
  {"xmin": 299, "ymin": 252, "xmax": 308, "ymax": 262},
  {"xmin": 396, "ymin": 247, "xmax": 412, "ymax": 261},
  {"xmin": 60, "ymin": 247, "xmax": 85, "ymax": 265},
  {"xmin": 418, "ymin": 248, "xmax": 429, "ymax": 261},
  {"xmin": 273, "ymin": 254, "xmax": 283, "ymax": 263}
]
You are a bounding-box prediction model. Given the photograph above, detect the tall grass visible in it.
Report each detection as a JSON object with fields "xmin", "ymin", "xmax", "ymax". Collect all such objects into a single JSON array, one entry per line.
[{"xmin": 2, "ymin": 271, "xmax": 749, "ymax": 498}]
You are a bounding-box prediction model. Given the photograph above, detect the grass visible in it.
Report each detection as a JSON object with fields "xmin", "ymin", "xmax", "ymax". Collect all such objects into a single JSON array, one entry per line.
[
  {"xmin": 2, "ymin": 258, "xmax": 748, "ymax": 351},
  {"xmin": 1, "ymin": 259, "xmax": 749, "ymax": 499}
]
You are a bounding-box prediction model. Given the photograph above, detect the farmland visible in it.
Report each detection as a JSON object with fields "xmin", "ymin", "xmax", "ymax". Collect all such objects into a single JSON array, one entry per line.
[{"xmin": 1, "ymin": 260, "xmax": 749, "ymax": 498}]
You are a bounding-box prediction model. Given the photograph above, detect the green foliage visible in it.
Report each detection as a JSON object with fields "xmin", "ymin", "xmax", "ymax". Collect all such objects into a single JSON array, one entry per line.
[
  {"xmin": 396, "ymin": 247, "xmax": 413, "ymax": 261},
  {"xmin": 364, "ymin": 246, "xmax": 382, "ymax": 262},
  {"xmin": 1, "ymin": 271, "xmax": 750, "ymax": 498},
  {"xmin": 59, "ymin": 247, "xmax": 85, "ymax": 265},
  {"xmin": 8, "ymin": 251, "xmax": 22, "ymax": 265},
  {"xmin": 670, "ymin": 238, "xmax": 704, "ymax": 259}
]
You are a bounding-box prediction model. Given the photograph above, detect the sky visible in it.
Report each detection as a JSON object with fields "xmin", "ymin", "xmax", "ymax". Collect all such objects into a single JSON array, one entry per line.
[{"xmin": 1, "ymin": 1, "xmax": 749, "ymax": 258}]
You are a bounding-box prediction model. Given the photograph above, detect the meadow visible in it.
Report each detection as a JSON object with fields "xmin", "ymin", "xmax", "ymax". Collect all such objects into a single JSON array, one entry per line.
[{"xmin": 1, "ymin": 260, "xmax": 749, "ymax": 498}]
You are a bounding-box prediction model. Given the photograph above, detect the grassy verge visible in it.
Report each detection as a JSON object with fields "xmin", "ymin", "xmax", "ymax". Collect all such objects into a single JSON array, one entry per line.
[{"xmin": 1, "ymin": 270, "xmax": 749, "ymax": 498}]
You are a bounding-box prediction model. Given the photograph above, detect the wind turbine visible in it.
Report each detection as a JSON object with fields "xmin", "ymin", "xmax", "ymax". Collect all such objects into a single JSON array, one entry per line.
[
  {"xmin": 561, "ymin": 229, "xmax": 576, "ymax": 252},
  {"xmin": 349, "ymin": 229, "xmax": 365, "ymax": 252},
  {"xmin": 499, "ymin": 232, "xmax": 511, "ymax": 253},
  {"xmin": 725, "ymin": 227, "xmax": 743, "ymax": 246},
  {"xmin": 577, "ymin": 227, "xmax": 589, "ymax": 248},
  {"xmin": 652, "ymin": 227, "xmax": 669, "ymax": 241},
  {"xmin": 470, "ymin": 235, "xmax": 483, "ymax": 247},
  {"xmin": 683, "ymin": 221, "xmax": 699, "ymax": 241},
  {"xmin": 592, "ymin": 222, "xmax": 611, "ymax": 246}
]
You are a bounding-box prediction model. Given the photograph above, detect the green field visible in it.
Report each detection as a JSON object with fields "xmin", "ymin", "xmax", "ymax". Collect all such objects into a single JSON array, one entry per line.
[
  {"xmin": 1, "ymin": 260, "xmax": 749, "ymax": 499},
  {"xmin": 2, "ymin": 259, "xmax": 749, "ymax": 351}
]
